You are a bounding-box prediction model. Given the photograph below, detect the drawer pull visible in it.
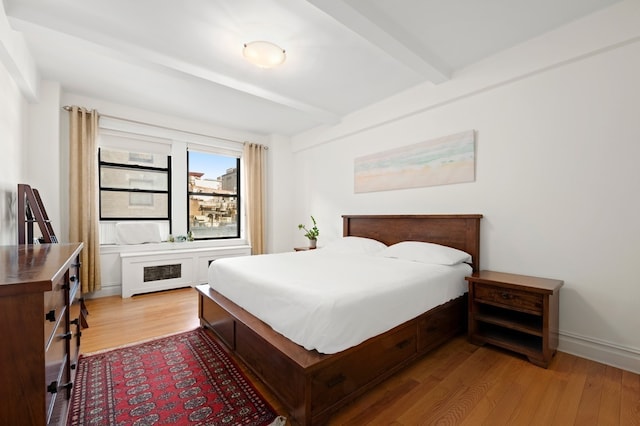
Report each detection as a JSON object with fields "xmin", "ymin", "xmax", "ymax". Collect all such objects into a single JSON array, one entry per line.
[
  {"xmin": 45, "ymin": 309, "xmax": 56, "ymax": 322},
  {"xmin": 62, "ymin": 332, "xmax": 72, "ymax": 341},
  {"xmin": 47, "ymin": 381, "xmax": 58, "ymax": 394},
  {"xmin": 326, "ymin": 374, "xmax": 346, "ymax": 388},
  {"xmin": 396, "ymin": 338, "xmax": 411, "ymax": 349},
  {"xmin": 500, "ymin": 292, "xmax": 514, "ymax": 300}
]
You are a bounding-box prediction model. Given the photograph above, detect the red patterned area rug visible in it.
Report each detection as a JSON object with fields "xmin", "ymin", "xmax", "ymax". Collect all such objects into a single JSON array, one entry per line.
[{"xmin": 68, "ymin": 328, "xmax": 283, "ymax": 426}]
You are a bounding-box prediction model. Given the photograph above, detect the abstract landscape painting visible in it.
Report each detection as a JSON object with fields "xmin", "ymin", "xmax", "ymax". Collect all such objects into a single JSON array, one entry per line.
[{"xmin": 354, "ymin": 130, "xmax": 475, "ymax": 193}]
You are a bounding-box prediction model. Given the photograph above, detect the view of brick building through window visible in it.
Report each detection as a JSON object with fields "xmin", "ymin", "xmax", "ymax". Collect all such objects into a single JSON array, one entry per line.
[{"xmin": 99, "ymin": 148, "xmax": 170, "ymax": 220}]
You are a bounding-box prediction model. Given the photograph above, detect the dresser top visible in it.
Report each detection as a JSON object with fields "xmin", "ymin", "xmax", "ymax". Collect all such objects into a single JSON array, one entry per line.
[{"xmin": 0, "ymin": 243, "xmax": 83, "ymax": 296}]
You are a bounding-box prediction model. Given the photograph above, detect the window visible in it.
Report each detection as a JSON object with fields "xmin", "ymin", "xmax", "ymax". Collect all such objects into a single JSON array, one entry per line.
[
  {"xmin": 99, "ymin": 148, "xmax": 171, "ymax": 220},
  {"xmin": 187, "ymin": 150, "xmax": 240, "ymax": 239},
  {"xmin": 97, "ymin": 118, "xmax": 247, "ymax": 246}
]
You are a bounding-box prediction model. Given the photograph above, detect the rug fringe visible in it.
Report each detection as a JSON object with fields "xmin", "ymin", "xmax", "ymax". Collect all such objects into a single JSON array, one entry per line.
[{"xmin": 269, "ymin": 416, "xmax": 287, "ymax": 426}]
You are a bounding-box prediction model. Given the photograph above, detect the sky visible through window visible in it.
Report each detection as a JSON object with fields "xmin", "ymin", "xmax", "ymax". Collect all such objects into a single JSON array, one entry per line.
[{"xmin": 189, "ymin": 151, "xmax": 236, "ymax": 180}]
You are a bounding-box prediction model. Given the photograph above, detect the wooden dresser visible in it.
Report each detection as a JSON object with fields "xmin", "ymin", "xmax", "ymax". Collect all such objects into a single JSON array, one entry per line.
[{"xmin": 0, "ymin": 243, "xmax": 84, "ymax": 425}]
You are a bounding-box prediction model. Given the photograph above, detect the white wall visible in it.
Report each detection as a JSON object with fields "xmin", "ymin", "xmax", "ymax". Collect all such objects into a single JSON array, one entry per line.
[
  {"xmin": 25, "ymin": 80, "xmax": 62, "ymax": 239},
  {"xmin": 0, "ymin": 1, "xmax": 34, "ymax": 245},
  {"xmin": 266, "ymin": 133, "xmax": 295, "ymax": 254},
  {"xmin": 0, "ymin": 59, "xmax": 26, "ymax": 244},
  {"xmin": 291, "ymin": 2, "xmax": 640, "ymax": 373}
]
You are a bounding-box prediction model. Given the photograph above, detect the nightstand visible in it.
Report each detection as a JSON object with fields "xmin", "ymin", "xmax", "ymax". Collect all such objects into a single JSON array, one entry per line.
[{"xmin": 466, "ymin": 270, "xmax": 563, "ymax": 368}]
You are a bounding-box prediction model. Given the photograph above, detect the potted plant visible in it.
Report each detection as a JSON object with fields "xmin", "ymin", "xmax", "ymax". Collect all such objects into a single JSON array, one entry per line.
[{"xmin": 298, "ymin": 216, "xmax": 319, "ymax": 248}]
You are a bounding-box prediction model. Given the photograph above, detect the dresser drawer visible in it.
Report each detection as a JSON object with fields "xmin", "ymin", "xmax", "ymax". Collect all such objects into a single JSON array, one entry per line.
[
  {"xmin": 48, "ymin": 362, "xmax": 71, "ymax": 426},
  {"xmin": 45, "ymin": 317, "xmax": 68, "ymax": 424},
  {"xmin": 43, "ymin": 278, "xmax": 67, "ymax": 347},
  {"xmin": 68, "ymin": 259, "xmax": 81, "ymax": 285},
  {"xmin": 474, "ymin": 283, "xmax": 543, "ymax": 314},
  {"xmin": 69, "ymin": 299, "xmax": 82, "ymax": 371}
]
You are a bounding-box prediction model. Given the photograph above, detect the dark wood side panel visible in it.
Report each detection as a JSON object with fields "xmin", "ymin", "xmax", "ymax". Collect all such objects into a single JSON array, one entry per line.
[
  {"xmin": 0, "ymin": 292, "xmax": 46, "ymax": 424},
  {"xmin": 199, "ymin": 293, "xmax": 235, "ymax": 349},
  {"xmin": 234, "ymin": 321, "xmax": 308, "ymax": 421},
  {"xmin": 548, "ymin": 290, "xmax": 560, "ymax": 352}
]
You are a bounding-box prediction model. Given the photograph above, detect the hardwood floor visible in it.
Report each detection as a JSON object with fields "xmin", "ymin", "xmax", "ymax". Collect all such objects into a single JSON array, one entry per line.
[
  {"xmin": 81, "ymin": 287, "xmax": 201, "ymax": 353},
  {"xmin": 82, "ymin": 288, "xmax": 640, "ymax": 425}
]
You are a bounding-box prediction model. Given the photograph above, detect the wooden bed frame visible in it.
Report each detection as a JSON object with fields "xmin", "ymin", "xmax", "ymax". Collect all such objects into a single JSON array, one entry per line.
[{"xmin": 196, "ymin": 214, "xmax": 482, "ymax": 425}]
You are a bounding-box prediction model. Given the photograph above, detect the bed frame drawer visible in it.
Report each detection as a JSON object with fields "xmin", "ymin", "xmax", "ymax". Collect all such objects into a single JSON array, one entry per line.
[
  {"xmin": 474, "ymin": 283, "xmax": 543, "ymax": 314},
  {"xmin": 418, "ymin": 295, "xmax": 467, "ymax": 352},
  {"xmin": 310, "ymin": 323, "xmax": 416, "ymax": 412}
]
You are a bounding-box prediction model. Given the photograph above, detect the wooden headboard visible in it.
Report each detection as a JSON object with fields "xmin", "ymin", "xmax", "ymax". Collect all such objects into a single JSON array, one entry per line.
[{"xmin": 342, "ymin": 214, "xmax": 483, "ymax": 271}]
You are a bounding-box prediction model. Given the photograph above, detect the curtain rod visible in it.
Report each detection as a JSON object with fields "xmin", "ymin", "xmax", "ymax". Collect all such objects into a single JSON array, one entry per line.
[{"xmin": 61, "ymin": 105, "xmax": 266, "ymax": 148}]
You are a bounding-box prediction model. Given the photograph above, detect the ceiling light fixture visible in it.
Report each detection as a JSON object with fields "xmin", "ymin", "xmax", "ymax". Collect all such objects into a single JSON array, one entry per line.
[{"xmin": 243, "ymin": 41, "xmax": 286, "ymax": 69}]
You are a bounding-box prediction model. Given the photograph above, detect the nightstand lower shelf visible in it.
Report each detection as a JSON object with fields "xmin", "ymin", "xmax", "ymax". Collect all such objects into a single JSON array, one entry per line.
[
  {"xmin": 474, "ymin": 304, "xmax": 543, "ymax": 336},
  {"xmin": 472, "ymin": 322, "xmax": 543, "ymax": 361}
]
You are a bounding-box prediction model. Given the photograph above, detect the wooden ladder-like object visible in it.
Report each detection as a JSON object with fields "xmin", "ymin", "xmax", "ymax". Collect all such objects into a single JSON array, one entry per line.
[
  {"xmin": 17, "ymin": 183, "xmax": 90, "ymax": 327},
  {"xmin": 18, "ymin": 183, "xmax": 58, "ymax": 244}
]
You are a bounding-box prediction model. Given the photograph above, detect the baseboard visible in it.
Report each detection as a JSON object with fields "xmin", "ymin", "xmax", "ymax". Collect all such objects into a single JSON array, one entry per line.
[{"xmin": 559, "ymin": 331, "xmax": 640, "ymax": 374}]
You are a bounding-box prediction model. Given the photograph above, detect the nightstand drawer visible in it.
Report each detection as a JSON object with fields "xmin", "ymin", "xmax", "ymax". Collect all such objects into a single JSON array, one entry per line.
[{"xmin": 474, "ymin": 283, "xmax": 543, "ymax": 314}]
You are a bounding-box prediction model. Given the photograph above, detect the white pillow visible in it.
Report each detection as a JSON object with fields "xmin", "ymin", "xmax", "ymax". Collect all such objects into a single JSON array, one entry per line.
[
  {"xmin": 378, "ymin": 241, "xmax": 472, "ymax": 265},
  {"xmin": 321, "ymin": 236, "xmax": 387, "ymax": 254},
  {"xmin": 115, "ymin": 222, "xmax": 162, "ymax": 244}
]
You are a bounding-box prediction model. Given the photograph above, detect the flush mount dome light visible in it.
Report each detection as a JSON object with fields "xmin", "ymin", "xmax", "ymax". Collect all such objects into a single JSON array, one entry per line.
[{"xmin": 243, "ymin": 41, "xmax": 286, "ymax": 68}]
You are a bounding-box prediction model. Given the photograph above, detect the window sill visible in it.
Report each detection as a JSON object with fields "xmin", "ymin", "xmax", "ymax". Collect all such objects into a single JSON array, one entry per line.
[{"xmin": 100, "ymin": 239, "xmax": 250, "ymax": 255}]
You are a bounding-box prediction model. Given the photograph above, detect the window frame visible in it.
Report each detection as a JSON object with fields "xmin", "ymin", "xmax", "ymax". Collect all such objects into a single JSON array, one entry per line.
[
  {"xmin": 96, "ymin": 118, "xmax": 249, "ymax": 246},
  {"xmin": 98, "ymin": 147, "xmax": 173, "ymax": 222},
  {"xmin": 186, "ymin": 150, "xmax": 241, "ymax": 241}
]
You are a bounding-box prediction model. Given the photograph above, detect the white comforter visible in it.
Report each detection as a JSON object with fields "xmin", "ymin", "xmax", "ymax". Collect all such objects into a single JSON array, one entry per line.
[{"xmin": 208, "ymin": 250, "xmax": 470, "ymax": 354}]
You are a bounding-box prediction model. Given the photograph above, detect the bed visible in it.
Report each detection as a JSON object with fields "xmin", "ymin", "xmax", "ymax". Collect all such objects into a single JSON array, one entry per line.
[{"xmin": 196, "ymin": 214, "xmax": 482, "ymax": 425}]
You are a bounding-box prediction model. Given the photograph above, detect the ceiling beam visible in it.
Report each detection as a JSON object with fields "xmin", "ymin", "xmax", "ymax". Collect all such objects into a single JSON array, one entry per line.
[
  {"xmin": 9, "ymin": 17, "xmax": 340, "ymax": 126},
  {"xmin": 308, "ymin": 0, "xmax": 451, "ymax": 84},
  {"xmin": 0, "ymin": 4, "xmax": 38, "ymax": 101}
]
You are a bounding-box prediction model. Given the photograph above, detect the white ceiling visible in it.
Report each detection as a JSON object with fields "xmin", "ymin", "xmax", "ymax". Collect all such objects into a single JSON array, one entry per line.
[{"xmin": 4, "ymin": 0, "xmax": 620, "ymax": 136}]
